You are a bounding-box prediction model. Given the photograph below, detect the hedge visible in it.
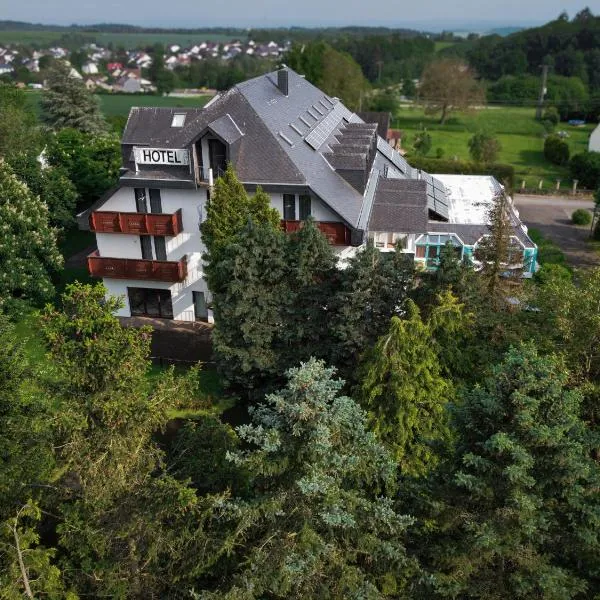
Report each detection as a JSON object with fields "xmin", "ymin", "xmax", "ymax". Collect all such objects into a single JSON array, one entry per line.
[{"xmin": 407, "ymin": 156, "xmax": 515, "ymax": 191}]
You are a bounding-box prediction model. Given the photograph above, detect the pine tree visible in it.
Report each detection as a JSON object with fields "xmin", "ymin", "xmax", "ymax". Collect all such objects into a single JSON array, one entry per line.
[
  {"xmin": 40, "ymin": 61, "xmax": 107, "ymax": 134},
  {"xmin": 211, "ymin": 221, "xmax": 291, "ymax": 393},
  {"xmin": 0, "ymin": 161, "xmax": 63, "ymax": 314},
  {"xmin": 282, "ymin": 217, "xmax": 337, "ymax": 365},
  {"xmin": 474, "ymin": 191, "xmax": 523, "ymax": 307},
  {"xmin": 358, "ymin": 298, "xmax": 454, "ymax": 476},
  {"xmin": 328, "ymin": 242, "xmax": 413, "ymax": 382},
  {"xmin": 420, "ymin": 344, "xmax": 600, "ymax": 599},
  {"xmin": 202, "ymin": 359, "xmax": 418, "ymax": 599},
  {"xmin": 202, "ymin": 164, "xmax": 279, "ymax": 292}
]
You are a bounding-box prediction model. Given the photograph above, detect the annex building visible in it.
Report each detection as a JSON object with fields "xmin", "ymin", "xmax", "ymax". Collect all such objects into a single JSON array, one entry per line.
[{"xmin": 84, "ymin": 67, "xmax": 537, "ymax": 322}]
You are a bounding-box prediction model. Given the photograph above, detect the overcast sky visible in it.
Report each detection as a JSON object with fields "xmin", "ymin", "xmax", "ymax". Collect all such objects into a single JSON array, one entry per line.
[{"xmin": 3, "ymin": 0, "xmax": 600, "ymax": 29}]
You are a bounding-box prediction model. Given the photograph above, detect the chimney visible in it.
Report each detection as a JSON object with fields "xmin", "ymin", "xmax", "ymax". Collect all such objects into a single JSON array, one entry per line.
[{"xmin": 277, "ymin": 68, "xmax": 289, "ymax": 96}]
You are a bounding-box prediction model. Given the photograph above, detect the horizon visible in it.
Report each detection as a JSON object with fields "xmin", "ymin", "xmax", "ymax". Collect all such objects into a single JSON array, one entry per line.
[{"xmin": 2, "ymin": 1, "xmax": 599, "ymax": 32}]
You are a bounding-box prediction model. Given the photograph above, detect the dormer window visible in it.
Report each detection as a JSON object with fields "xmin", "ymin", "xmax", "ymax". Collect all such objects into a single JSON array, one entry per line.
[{"xmin": 171, "ymin": 113, "xmax": 186, "ymax": 127}]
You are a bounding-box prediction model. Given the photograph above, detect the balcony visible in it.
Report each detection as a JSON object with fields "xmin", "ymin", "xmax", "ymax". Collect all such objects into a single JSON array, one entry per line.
[
  {"xmin": 89, "ymin": 210, "xmax": 183, "ymax": 236},
  {"xmin": 87, "ymin": 251, "xmax": 188, "ymax": 283},
  {"xmin": 281, "ymin": 220, "xmax": 351, "ymax": 246}
]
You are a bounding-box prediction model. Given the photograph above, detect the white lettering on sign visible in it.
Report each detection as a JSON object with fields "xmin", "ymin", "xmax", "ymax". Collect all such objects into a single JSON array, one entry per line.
[{"xmin": 134, "ymin": 147, "xmax": 190, "ymax": 166}]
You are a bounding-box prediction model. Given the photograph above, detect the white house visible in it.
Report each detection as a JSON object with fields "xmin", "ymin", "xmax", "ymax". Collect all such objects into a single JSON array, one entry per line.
[
  {"xmin": 589, "ymin": 123, "xmax": 600, "ymax": 152},
  {"xmin": 82, "ymin": 62, "xmax": 99, "ymax": 75},
  {"xmin": 82, "ymin": 68, "xmax": 537, "ymax": 322}
]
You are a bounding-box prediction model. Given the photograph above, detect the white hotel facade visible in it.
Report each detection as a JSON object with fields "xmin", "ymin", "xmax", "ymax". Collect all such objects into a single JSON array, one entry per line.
[{"xmin": 84, "ymin": 68, "xmax": 537, "ymax": 322}]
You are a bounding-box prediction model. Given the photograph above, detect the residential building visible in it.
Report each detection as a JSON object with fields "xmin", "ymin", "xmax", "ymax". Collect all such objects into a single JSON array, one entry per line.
[
  {"xmin": 589, "ymin": 122, "xmax": 600, "ymax": 152},
  {"xmin": 83, "ymin": 67, "xmax": 537, "ymax": 322}
]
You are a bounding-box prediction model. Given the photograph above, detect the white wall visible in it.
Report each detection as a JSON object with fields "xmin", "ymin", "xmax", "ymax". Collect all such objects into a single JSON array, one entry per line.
[
  {"xmin": 95, "ymin": 183, "xmax": 351, "ymax": 321},
  {"xmin": 589, "ymin": 124, "xmax": 600, "ymax": 152},
  {"xmin": 97, "ymin": 186, "xmax": 210, "ymax": 321}
]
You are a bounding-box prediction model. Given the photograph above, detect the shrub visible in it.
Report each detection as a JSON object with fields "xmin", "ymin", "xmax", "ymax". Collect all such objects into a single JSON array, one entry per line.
[
  {"xmin": 570, "ymin": 151, "xmax": 600, "ymax": 189},
  {"xmin": 543, "ymin": 106, "xmax": 560, "ymax": 126},
  {"xmin": 468, "ymin": 131, "xmax": 502, "ymax": 163},
  {"xmin": 544, "ymin": 134, "xmax": 570, "ymax": 166},
  {"xmin": 413, "ymin": 131, "xmax": 432, "ymax": 156},
  {"xmin": 572, "ymin": 208, "xmax": 592, "ymax": 225},
  {"xmin": 435, "ymin": 147, "xmax": 445, "ymax": 159}
]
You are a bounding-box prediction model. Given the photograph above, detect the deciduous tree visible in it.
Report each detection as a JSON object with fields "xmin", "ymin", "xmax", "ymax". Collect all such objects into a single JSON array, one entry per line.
[
  {"xmin": 0, "ymin": 162, "xmax": 63, "ymax": 314},
  {"xmin": 419, "ymin": 58, "xmax": 484, "ymax": 124}
]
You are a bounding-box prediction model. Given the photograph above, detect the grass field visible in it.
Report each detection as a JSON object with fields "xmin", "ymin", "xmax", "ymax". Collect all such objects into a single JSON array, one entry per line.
[
  {"xmin": 394, "ymin": 105, "xmax": 595, "ymax": 190},
  {"xmin": 0, "ymin": 30, "xmax": 235, "ymax": 47},
  {"xmin": 26, "ymin": 91, "xmax": 211, "ymax": 118},
  {"xmin": 434, "ymin": 41, "xmax": 457, "ymax": 52}
]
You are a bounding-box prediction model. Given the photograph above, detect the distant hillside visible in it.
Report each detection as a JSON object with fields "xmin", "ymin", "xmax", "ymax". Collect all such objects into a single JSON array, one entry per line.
[{"xmin": 440, "ymin": 9, "xmax": 600, "ymax": 88}]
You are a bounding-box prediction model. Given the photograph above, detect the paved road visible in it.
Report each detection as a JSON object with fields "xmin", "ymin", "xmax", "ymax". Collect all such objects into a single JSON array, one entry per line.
[{"xmin": 514, "ymin": 194, "xmax": 599, "ymax": 268}]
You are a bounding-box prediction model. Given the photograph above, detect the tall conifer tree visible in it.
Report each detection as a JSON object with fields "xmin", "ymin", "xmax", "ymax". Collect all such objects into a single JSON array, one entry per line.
[{"xmin": 40, "ymin": 61, "xmax": 107, "ymax": 134}]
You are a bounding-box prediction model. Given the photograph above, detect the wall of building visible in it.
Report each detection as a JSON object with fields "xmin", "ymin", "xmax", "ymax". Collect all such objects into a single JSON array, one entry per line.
[
  {"xmin": 589, "ymin": 125, "xmax": 600, "ymax": 152},
  {"xmin": 94, "ymin": 183, "xmax": 353, "ymax": 321},
  {"xmin": 96, "ymin": 186, "xmax": 210, "ymax": 321}
]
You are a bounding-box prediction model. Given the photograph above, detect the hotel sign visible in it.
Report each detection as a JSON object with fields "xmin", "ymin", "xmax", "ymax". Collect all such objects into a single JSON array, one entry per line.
[{"xmin": 134, "ymin": 147, "xmax": 190, "ymax": 166}]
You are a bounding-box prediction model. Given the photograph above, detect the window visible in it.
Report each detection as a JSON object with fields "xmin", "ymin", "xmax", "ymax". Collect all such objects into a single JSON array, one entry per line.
[
  {"xmin": 149, "ymin": 189, "xmax": 162, "ymax": 213},
  {"xmin": 171, "ymin": 113, "xmax": 186, "ymax": 127},
  {"xmin": 154, "ymin": 236, "xmax": 167, "ymax": 261},
  {"xmin": 283, "ymin": 194, "xmax": 296, "ymax": 220},
  {"xmin": 140, "ymin": 236, "xmax": 153, "ymax": 260},
  {"xmin": 415, "ymin": 234, "xmax": 463, "ymax": 266},
  {"xmin": 135, "ymin": 188, "xmax": 147, "ymax": 213},
  {"xmin": 128, "ymin": 288, "xmax": 173, "ymax": 319},
  {"xmin": 193, "ymin": 291, "xmax": 208, "ymax": 321},
  {"xmin": 299, "ymin": 195, "xmax": 311, "ymax": 220}
]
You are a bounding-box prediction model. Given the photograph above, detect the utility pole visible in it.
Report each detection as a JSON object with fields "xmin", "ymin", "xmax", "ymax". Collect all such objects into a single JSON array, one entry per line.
[{"xmin": 535, "ymin": 64, "xmax": 549, "ymax": 120}]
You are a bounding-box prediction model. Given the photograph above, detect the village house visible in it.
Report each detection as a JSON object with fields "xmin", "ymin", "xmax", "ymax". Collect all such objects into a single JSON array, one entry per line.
[{"xmin": 82, "ymin": 67, "xmax": 537, "ymax": 322}]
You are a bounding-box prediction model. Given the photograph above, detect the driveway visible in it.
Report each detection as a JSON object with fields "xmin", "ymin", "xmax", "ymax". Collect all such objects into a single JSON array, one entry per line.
[{"xmin": 514, "ymin": 194, "xmax": 599, "ymax": 268}]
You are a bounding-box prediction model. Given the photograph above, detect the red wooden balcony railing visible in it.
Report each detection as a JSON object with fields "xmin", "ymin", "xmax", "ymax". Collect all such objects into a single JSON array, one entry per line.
[
  {"xmin": 281, "ymin": 220, "xmax": 351, "ymax": 246},
  {"xmin": 87, "ymin": 251, "xmax": 188, "ymax": 283},
  {"xmin": 89, "ymin": 210, "xmax": 183, "ymax": 236}
]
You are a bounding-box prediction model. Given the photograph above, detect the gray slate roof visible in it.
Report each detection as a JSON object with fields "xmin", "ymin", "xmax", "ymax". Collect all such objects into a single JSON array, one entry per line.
[
  {"xmin": 118, "ymin": 68, "xmax": 451, "ymax": 230},
  {"xmin": 369, "ymin": 178, "xmax": 429, "ymax": 233}
]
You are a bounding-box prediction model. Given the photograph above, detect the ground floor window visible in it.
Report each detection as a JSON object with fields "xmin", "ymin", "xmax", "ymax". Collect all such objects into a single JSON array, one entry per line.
[
  {"xmin": 369, "ymin": 232, "xmax": 408, "ymax": 249},
  {"xmin": 193, "ymin": 291, "xmax": 208, "ymax": 321},
  {"xmin": 128, "ymin": 287, "xmax": 173, "ymax": 319},
  {"xmin": 415, "ymin": 234, "xmax": 463, "ymax": 266}
]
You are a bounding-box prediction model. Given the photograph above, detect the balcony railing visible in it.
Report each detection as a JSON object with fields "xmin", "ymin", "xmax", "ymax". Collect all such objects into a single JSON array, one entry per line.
[
  {"xmin": 281, "ymin": 220, "xmax": 351, "ymax": 246},
  {"xmin": 196, "ymin": 165, "xmax": 226, "ymax": 185},
  {"xmin": 87, "ymin": 251, "xmax": 188, "ymax": 283},
  {"xmin": 89, "ymin": 210, "xmax": 183, "ymax": 236}
]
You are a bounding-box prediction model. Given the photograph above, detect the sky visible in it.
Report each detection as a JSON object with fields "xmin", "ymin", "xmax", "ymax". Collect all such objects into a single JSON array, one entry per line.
[{"xmin": 2, "ymin": 0, "xmax": 600, "ymax": 30}]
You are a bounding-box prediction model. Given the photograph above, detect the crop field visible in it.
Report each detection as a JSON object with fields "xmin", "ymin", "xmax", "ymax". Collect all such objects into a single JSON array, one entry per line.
[
  {"xmin": 0, "ymin": 29, "xmax": 235, "ymax": 48},
  {"xmin": 394, "ymin": 105, "xmax": 595, "ymax": 190},
  {"xmin": 26, "ymin": 91, "xmax": 212, "ymax": 118}
]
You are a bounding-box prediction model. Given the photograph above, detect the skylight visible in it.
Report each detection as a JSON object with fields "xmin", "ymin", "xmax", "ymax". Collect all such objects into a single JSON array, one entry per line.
[{"xmin": 171, "ymin": 113, "xmax": 186, "ymax": 127}]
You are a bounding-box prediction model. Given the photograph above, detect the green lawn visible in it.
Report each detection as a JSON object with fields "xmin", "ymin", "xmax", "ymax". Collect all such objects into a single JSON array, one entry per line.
[
  {"xmin": 0, "ymin": 30, "xmax": 234, "ymax": 47},
  {"xmin": 394, "ymin": 105, "xmax": 595, "ymax": 190},
  {"xmin": 434, "ymin": 41, "xmax": 458, "ymax": 52},
  {"xmin": 26, "ymin": 91, "xmax": 211, "ymax": 118}
]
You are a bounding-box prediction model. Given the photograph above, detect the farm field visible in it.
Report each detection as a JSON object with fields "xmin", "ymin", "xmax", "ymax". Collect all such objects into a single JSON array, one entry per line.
[
  {"xmin": 0, "ymin": 29, "xmax": 236, "ymax": 47},
  {"xmin": 26, "ymin": 91, "xmax": 212, "ymax": 117},
  {"xmin": 394, "ymin": 105, "xmax": 595, "ymax": 190}
]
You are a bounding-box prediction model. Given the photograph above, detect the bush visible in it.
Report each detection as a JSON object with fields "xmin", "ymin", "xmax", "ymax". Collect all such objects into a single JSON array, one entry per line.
[
  {"xmin": 468, "ymin": 131, "xmax": 501, "ymax": 163},
  {"xmin": 570, "ymin": 151, "xmax": 600, "ymax": 189},
  {"xmin": 543, "ymin": 106, "xmax": 560, "ymax": 126},
  {"xmin": 409, "ymin": 156, "xmax": 515, "ymax": 191},
  {"xmin": 572, "ymin": 208, "xmax": 592, "ymax": 225},
  {"xmin": 413, "ymin": 131, "xmax": 432, "ymax": 156},
  {"xmin": 544, "ymin": 134, "xmax": 570, "ymax": 166}
]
